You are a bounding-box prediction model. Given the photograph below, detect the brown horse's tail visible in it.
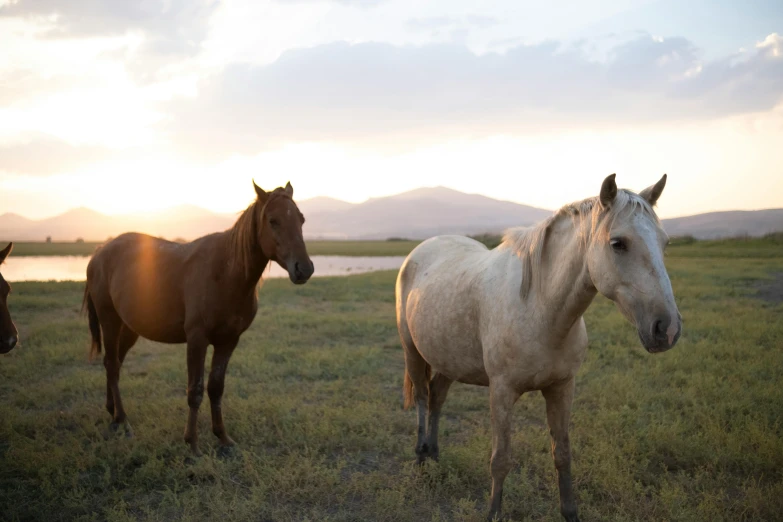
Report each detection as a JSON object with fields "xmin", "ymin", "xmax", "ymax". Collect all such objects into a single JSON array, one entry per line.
[{"xmin": 82, "ymin": 287, "xmax": 102, "ymax": 360}]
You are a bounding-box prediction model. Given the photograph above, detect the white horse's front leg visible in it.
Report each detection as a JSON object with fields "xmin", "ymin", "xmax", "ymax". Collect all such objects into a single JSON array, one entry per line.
[
  {"xmin": 487, "ymin": 379, "xmax": 520, "ymax": 521},
  {"xmin": 542, "ymin": 378, "xmax": 580, "ymax": 522}
]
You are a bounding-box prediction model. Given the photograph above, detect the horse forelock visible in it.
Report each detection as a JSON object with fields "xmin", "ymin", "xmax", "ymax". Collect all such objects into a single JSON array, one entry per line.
[
  {"xmin": 501, "ymin": 189, "xmax": 658, "ymax": 298},
  {"xmin": 229, "ymin": 188, "xmax": 294, "ymax": 279}
]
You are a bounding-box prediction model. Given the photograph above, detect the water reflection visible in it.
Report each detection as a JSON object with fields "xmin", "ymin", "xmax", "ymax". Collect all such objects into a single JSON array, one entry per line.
[{"xmin": 3, "ymin": 255, "xmax": 406, "ymax": 282}]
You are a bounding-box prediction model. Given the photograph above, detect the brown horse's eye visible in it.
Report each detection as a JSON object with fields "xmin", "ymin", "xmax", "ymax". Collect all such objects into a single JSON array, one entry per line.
[{"xmin": 270, "ymin": 218, "xmax": 280, "ymax": 228}]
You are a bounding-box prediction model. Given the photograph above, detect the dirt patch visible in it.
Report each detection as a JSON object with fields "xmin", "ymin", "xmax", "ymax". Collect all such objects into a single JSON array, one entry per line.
[{"xmin": 754, "ymin": 272, "xmax": 783, "ymax": 304}]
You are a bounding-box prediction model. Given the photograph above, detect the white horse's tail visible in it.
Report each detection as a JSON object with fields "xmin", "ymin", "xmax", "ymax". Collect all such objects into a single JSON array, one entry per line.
[
  {"xmin": 403, "ymin": 360, "xmax": 431, "ymax": 410},
  {"xmin": 397, "ymin": 255, "xmax": 431, "ymax": 410}
]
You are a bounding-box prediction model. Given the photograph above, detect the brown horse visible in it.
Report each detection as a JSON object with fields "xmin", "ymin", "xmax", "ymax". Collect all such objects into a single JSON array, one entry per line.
[
  {"xmin": 83, "ymin": 181, "xmax": 313, "ymax": 453},
  {"xmin": 1, "ymin": 242, "xmax": 19, "ymax": 354}
]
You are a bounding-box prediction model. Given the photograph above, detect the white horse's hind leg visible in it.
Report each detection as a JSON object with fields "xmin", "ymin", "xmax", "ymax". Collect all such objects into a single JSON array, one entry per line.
[
  {"xmin": 425, "ymin": 372, "xmax": 453, "ymax": 461},
  {"xmin": 400, "ymin": 333, "xmax": 432, "ymax": 464},
  {"xmin": 487, "ymin": 380, "xmax": 521, "ymax": 521},
  {"xmin": 543, "ymin": 378, "xmax": 580, "ymax": 522}
]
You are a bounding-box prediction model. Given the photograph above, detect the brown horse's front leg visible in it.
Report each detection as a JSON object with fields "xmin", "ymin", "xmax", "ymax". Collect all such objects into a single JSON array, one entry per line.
[
  {"xmin": 184, "ymin": 332, "xmax": 209, "ymax": 455},
  {"xmin": 208, "ymin": 340, "xmax": 238, "ymax": 447},
  {"xmin": 543, "ymin": 378, "xmax": 580, "ymax": 522}
]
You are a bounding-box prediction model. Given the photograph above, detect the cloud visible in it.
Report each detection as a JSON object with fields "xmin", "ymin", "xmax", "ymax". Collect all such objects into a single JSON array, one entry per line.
[
  {"xmin": 0, "ymin": 0, "xmax": 217, "ymax": 41},
  {"xmin": 161, "ymin": 33, "xmax": 783, "ymax": 156},
  {"xmin": 0, "ymin": 134, "xmax": 116, "ymax": 175},
  {"xmin": 271, "ymin": 0, "xmax": 387, "ymax": 6},
  {"xmin": 0, "ymin": 0, "xmax": 219, "ymax": 81},
  {"xmin": 672, "ymin": 33, "xmax": 783, "ymax": 115},
  {"xmin": 0, "ymin": 69, "xmax": 88, "ymax": 106},
  {"xmin": 465, "ymin": 14, "xmax": 499, "ymax": 29},
  {"xmin": 406, "ymin": 14, "xmax": 500, "ymax": 32}
]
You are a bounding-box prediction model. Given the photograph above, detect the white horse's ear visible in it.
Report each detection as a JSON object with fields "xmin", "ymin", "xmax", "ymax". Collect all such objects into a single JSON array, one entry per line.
[
  {"xmin": 253, "ymin": 179, "xmax": 269, "ymax": 202},
  {"xmin": 639, "ymin": 174, "xmax": 667, "ymax": 206},
  {"xmin": 284, "ymin": 181, "xmax": 293, "ymax": 197},
  {"xmin": 599, "ymin": 174, "xmax": 617, "ymax": 207}
]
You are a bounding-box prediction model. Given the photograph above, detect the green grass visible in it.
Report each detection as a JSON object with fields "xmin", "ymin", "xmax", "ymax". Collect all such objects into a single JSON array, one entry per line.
[
  {"xmin": 5, "ymin": 240, "xmax": 421, "ymax": 258},
  {"xmin": 1, "ymin": 243, "xmax": 782, "ymax": 521},
  {"xmin": 7, "ymin": 234, "xmax": 781, "ymax": 259},
  {"xmin": 305, "ymin": 240, "xmax": 421, "ymax": 257}
]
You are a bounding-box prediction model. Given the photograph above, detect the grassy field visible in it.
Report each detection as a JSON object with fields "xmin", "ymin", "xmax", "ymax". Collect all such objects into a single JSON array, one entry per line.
[
  {"xmin": 0, "ymin": 241, "xmax": 782, "ymax": 521},
  {"xmin": 4, "ymin": 240, "xmax": 422, "ymax": 258},
  {"xmin": 7, "ymin": 234, "xmax": 781, "ymax": 258}
]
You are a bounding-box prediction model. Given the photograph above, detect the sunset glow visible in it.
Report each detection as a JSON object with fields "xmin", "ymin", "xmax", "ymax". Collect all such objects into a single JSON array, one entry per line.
[{"xmin": 1, "ymin": 0, "xmax": 782, "ymax": 220}]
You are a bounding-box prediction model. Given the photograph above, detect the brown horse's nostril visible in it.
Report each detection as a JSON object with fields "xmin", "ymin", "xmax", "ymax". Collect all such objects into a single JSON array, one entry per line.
[
  {"xmin": 1, "ymin": 335, "xmax": 17, "ymax": 353},
  {"xmin": 294, "ymin": 261, "xmax": 314, "ymax": 280}
]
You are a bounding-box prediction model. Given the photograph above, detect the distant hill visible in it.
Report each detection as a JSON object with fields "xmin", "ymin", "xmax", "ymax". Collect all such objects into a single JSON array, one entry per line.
[
  {"xmin": 297, "ymin": 196, "xmax": 354, "ymax": 215},
  {"xmin": 0, "ymin": 206, "xmax": 235, "ymax": 242},
  {"xmin": 661, "ymin": 209, "xmax": 783, "ymax": 239},
  {"xmin": 1, "ymin": 187, "xmax": 781, "ymax": 241},
  {"xmin": 302, "ymin": 186, "xmax": 553, "ymax": 239}
]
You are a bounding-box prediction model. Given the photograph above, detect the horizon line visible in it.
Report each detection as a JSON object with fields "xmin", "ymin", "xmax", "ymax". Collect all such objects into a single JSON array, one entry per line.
[{"xmin": 3, "ymin": 185, "xmax": 782, "ymax": 223}]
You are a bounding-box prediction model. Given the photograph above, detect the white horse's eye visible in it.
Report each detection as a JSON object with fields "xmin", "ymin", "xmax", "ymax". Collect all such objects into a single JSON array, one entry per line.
[{"xmin": 610, "ymin": 238, "xmax": 627, "ymax": 251}]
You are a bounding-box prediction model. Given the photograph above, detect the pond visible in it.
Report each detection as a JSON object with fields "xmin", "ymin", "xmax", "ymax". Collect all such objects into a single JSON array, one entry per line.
[{"xmin": 3, "ymin": 255, "xmax": 407, "ymax": 283}]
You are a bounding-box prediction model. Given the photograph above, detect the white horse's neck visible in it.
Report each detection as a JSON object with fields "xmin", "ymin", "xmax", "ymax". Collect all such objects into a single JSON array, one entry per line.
[{"xmin": 533, "ymin": 215, "xmax": 597, "ymax": 339}]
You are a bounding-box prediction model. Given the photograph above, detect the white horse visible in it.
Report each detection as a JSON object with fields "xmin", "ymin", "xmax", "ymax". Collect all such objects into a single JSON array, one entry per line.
[{"xmin": 396, "ymin": 174, "xmax": 681, "ymax": 521}]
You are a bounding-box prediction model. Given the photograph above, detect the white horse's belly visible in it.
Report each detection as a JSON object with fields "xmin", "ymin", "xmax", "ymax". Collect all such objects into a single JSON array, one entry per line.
[{"xmin": 405, "ymin": 282, "xmax": 489, "ymax": 385}]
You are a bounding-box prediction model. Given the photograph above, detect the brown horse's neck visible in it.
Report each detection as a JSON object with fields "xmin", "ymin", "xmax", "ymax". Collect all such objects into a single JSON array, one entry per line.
[
  {"xmin": 535, "ymin": 215, "xmax": 597, "ymax": 338},
  {"xmin": 226, "ymin": 201, "xmax": 270, "ymax": 289}
]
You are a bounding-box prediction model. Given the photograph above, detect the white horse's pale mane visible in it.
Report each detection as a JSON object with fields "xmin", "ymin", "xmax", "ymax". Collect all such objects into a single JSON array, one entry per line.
[{"xmin": 500, "ymin": 189, "xmax": 659, "ymax": 297}]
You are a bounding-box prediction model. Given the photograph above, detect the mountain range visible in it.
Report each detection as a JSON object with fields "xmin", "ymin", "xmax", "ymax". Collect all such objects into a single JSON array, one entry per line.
[{"xmin": 1, "ymin": 187, "xmax": 781, "ymax": 242}]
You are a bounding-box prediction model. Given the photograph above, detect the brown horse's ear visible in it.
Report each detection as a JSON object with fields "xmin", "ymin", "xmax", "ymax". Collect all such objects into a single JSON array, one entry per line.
[
  {"xmin": 0, "ymin": 242, "xmax": 12, "ymax": 265},
  {"xmin": 253, "ymin": 180, "xmax": 269, "ymax": 203},
  {"xmin": 284, "ymin": 181, "xmax": 293, "ymax": 197},
  {"xmin": 639, "ymin": 174, "xmax": 667, "ymax": 206},
  {"xmin": 599, "ymin": 173, "xmax": 617, "ymax": 208}
]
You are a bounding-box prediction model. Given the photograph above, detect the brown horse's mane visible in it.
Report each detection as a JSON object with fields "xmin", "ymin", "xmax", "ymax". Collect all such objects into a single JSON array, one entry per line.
[{"xmin": 228, "ymin": 188, "xmax": 290, "ymax": 279}]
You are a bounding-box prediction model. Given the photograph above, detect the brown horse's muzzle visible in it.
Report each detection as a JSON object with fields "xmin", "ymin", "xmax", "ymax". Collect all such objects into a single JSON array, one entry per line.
[
  {"xmin": 289, "ymin": 258, "xmax": 314, "ymax": 285},
  {"xmin": 0, "ymin": 330, "xmax": 18, "ymax": 354}
]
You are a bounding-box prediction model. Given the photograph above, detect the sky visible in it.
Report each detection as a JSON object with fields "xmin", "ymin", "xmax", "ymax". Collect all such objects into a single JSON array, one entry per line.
[{"xmin": 0, "ymin": 0, "xmax": 782, "ymax": 220}]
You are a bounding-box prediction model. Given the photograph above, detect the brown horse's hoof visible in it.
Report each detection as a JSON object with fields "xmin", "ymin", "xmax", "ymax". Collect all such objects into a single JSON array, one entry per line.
[
  {"xmin": 218, "ymin": 435, "xmax": 236, "ymax": 447},
  {"xmin": 109, "ymin": 421, "xmax": 134, "ymax": 438},
  {"xmin": 216, "ymin": 444, "xmax": 237, "ymax": 459},
  {"xmin": 184, "ymin": 437, "xmax": 202, "ymax": 456}
]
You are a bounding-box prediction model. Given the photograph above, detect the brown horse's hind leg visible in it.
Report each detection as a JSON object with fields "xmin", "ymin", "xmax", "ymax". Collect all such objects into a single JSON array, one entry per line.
[
  {"xmin": 105, "ymin": 324, "xmax": 138, "ymax": 419},
  {"xmin": 101, "ymin": 315, "xmax": 133, "ymax": 436},
  {"xmin": 183, "ymin": 331, "xmax": 209, "ymax": 455},
  {"xmin": 424, "ymin": 372, "xmax": 453, "ymax": 462},
  {"xmin": 208, "ymin": 340, "xmax": 238, "ymax": 447}
]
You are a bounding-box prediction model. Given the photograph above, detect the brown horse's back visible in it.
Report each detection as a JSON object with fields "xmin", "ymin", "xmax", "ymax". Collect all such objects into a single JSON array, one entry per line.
[{"xmin": 87, "ymin": 232, "xmax": 204, "ymax": 344}]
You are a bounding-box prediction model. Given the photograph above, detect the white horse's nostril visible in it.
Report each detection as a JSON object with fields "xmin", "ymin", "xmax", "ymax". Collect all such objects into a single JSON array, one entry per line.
[{"xmin": 666, "ymin": 314, "xmax": 679, "ymax": 346}]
